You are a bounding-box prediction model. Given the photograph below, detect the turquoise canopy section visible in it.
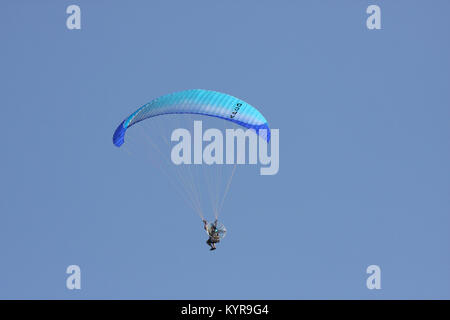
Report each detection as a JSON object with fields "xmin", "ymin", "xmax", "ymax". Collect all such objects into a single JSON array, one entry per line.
[{"xmin": 113, "ymin": 89, "xmax": 270, "ymax": 147}]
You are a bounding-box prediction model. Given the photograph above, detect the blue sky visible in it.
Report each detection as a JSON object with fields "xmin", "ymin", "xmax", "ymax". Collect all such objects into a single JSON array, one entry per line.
[{"xmin": 0, "ymin": 0, "xmax": 449, "ymax": 299}]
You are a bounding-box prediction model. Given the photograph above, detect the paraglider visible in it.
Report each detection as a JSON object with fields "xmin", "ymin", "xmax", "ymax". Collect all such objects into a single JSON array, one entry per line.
[
  {"xmin": 203, "ymin": 219, "xmax": 227, "ymax": 251},
  {"xmin": 113, "ymin": 89, "xmax": 270, "ymax": 147},
  {"xmin": 203, "ymin": 219, "xmax": 226, "ymax": 251},
  {"xmin": 112, "ymin": 89, "xmax": 270, "ymax": 251}
]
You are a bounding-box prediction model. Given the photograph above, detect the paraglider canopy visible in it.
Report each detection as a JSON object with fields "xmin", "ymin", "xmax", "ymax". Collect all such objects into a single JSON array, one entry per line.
[{"xmin": 113, "ymin": 89, "xmax": 270, "ymax": 147}]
